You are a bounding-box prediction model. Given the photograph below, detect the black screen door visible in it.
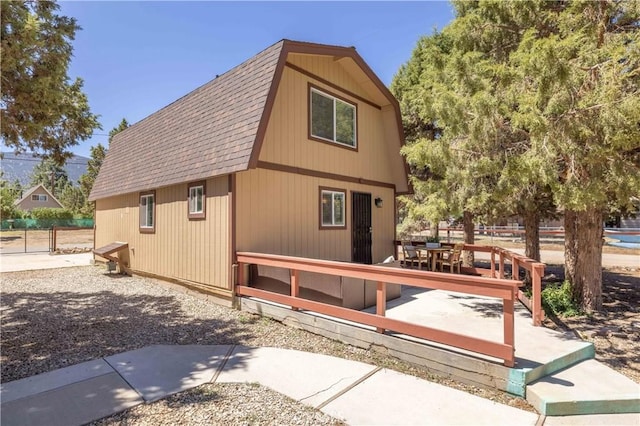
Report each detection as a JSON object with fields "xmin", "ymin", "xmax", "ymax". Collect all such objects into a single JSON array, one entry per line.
[{"xmin": 352, "ymin": 192, "xmax": 372, "ymax": 264}]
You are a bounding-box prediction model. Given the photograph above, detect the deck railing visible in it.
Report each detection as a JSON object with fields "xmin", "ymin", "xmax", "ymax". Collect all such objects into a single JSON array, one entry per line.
[{"xmin": 236, "ymin": 251, "xmax": 520, "ymax": 367}]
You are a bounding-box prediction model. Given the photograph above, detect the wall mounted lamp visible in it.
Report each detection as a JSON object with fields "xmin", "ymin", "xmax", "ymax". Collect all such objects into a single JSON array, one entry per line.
[{"xmin": 374, "ymin": 197, "xmax": 383, "ymax": 208}]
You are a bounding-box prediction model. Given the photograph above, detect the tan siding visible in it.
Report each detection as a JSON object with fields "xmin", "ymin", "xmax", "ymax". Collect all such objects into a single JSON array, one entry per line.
[
  {"xmin": 236, "ymin": 168, "xmax": 395, "ymax": 264},
  {"xmin": 259, "ymin": 64, "xmax": 396, "ymax": 187},
  {"xmin": 94, "ymin": 176, "xmax": 230, "ymax": 291}
]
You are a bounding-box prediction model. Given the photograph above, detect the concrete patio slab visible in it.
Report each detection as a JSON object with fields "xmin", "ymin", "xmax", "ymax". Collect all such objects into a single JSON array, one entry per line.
[
  {"xmin": 216, "ymin": 346, "xmax": 379, "ymax": 407},
  {"xmin": 321, "ymin": 368, "xmax": 540, "ymax": 425},
  {"xmin": 1, "ymin": 359, "xmax": 112, "ymax": 404},
  {"xmin": 0, "ymin": 372, "xmax": 142, "ymax": 426},
  {"xmin": 104, "ymin": 344, "xmax": 232, "ymax": 402},
  {"xmin": 527, "ymin": 359, "xmax": 640, "ymax": 415}
]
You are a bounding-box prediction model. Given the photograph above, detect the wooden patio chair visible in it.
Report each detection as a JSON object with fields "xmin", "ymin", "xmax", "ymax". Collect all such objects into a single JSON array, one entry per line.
[
  {"xmin": 437, "ymin": 242, "xmax": 464, "ymax": 273},
  {"xmin": 402, "ymin": 242, "xmax": 428, "ymax": 269}
]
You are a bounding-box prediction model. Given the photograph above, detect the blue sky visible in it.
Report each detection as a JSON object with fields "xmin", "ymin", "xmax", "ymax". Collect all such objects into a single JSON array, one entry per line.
[{"xmin": 58, "ymin": 1, "xmax": 454, "ymax": 157}]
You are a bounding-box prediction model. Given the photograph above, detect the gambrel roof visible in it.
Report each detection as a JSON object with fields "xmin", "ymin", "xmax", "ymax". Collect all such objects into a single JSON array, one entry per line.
[{"xmin": 89, "ymin": 40, "xmax": 408, "ymax": 201}]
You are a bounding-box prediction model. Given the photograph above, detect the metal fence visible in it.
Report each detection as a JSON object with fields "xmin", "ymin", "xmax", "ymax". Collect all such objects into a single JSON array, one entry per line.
[
  {"xmin": 0, "ymin": 227, "xmax": 54, "ymax": 254},
  {"xmin": 0, "ymin": 220, "xmax": 95, "ymax": 254}
]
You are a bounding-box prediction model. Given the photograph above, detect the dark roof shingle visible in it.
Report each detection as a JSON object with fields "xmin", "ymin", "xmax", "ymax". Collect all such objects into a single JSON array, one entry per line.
[{"xmin": 89, "ymin": 41, "xmax": 284, "ymax": 200}]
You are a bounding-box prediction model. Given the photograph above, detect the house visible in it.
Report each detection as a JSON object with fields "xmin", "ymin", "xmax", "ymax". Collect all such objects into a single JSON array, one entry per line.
[
  {"xmin": 89, "ymin": 39, "xmax": 409, "ymax": 306},
  {"xmin": 14, "ymin": 184, "xmax": 63, "ymax": 211}
]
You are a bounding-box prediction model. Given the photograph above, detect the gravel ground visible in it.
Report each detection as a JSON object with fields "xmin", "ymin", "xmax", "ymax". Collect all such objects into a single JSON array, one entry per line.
[
  {"xmin": 91, "ymin": 383, "xmax": 345, "ymax": 426},
  {"xmin": 1, "ymin": 265, "xmax": 534, "ymax": 423}
]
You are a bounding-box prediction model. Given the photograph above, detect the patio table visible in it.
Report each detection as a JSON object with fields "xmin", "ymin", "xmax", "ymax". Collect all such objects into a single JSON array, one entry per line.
[{"xmin": 418, "ymin": 247, "xmax": 452, "ymax": 272}]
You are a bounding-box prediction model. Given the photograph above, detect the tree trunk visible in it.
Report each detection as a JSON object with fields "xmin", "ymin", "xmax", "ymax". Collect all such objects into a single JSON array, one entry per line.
[
  {"xmin": 462, "ymin": 211, "xmax": 475, "ymax": 267},
  {"xmin": 564, "ymin": 210, "xmax": 578, "ymax": 286},
  {"xmin": 430, "ymin": 221, "xmax": 439, "ymax": 240},
  {"xmin": 566, "ymin": 208, "xmax": 604, "ymax": 312},
  {"xmin": 523, "ymin": 209, "xmax": 541, "ymax": 262}
]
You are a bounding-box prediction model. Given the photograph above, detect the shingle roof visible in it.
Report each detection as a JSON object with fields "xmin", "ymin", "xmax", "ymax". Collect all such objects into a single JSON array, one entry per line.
[
  {"xmin": 89, "ymin": 41, "xmax": 284, "ymax": 201},
  {"xmin": 89, "ymin": 39, "xmax": 408, "ymax": 201}
]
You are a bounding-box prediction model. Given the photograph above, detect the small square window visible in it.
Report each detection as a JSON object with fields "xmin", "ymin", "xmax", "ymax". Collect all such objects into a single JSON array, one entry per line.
[
  {"xmin": 320, "ymin": 188, "xmax": 346, "ymax": 229},
  {"xmin": 139, "ymin": 191, "xmax": 155, "ymax": 233},
  {"xmin": 188, "ymin": 181, "xmax": 206, "ymax": 220},
  {"xmin": 31, "ymin": 194, "xmax": 48, "ymax": 201}
]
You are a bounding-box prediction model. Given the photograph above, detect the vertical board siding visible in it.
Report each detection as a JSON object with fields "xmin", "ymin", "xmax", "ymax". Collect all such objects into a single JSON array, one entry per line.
[
  {"xmin": 94, "ymin": 176, "xmax": 230, "ymax": 291},
  {"xmin": 236, "ymin": 168, "xmax": 395, "ymax": 264},
  {"xmin": 259, "ymin": 59, "xmax": 396, "ymax": 186}
]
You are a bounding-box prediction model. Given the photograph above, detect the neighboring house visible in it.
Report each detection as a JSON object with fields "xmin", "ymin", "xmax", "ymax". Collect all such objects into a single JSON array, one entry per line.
[
  {"xmin": 89, "ymin": 39, "xmax": 409, "ymax": 306},
  {"xmin": 14, "ymin": 184, "xmax": 63, "ymax": 211}
]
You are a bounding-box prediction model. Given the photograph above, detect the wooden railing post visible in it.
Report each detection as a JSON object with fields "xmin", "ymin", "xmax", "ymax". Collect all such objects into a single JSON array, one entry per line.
[
  {"xmin": 236, "ymin": 262, "xmax": 244, "ymax": 295},
  {"xmin": 503, "ymin": 288, "xmax": 515, "ymax": 367},
  {"xmin": 532, "ymin": 264, "xmax": 544, "ymax": 326},
  {"xmin": 291, "ymin": 269, "xmax": 299, "ymax": 311},
  {"xmin": 52, "ymin": 225, "xmax": 57, "ymax": 253},
  {"xmin": 376, "ymin": 281, "xmax": 386, "ymax": 333},
  {"xmin": 512, "ymin": 258, "xmax": 519, "ymax": 281},
  {"xmin": 499, "ymin": 251, "xmax": 505, "ymax": 279},
  {"xmin": 490, "ymin": 249, "xmax": 496, "ymax": 278}
]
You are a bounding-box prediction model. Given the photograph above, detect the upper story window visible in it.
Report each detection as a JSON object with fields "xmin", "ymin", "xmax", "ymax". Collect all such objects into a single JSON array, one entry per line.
[
  {"xmin": 31, "ymin": 194, "xmax": 48, "ymax": 201},
  {"xmin": 139, "ymin": 191, "xmax": 155, "ymax": 233},
  {"xmin": 188, "ymin": 181, "xmax": 206, "ymax": 220},
  {"xmin": 310, "ymin": 85, "xmax": 357, "ymax": 149},
  {"xmin": 320, "ymin": 188, "xmax": 346, "ymax": 229}
]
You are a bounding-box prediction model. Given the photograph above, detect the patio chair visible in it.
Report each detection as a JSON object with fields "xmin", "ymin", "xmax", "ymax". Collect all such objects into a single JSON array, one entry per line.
[
  {"xmin": 437, "ymin": 242, "xmax": 464, "ymax": 273},
  {"xmin": 402, "ymin": 243, "xmax": 428, "ymax": 269}
]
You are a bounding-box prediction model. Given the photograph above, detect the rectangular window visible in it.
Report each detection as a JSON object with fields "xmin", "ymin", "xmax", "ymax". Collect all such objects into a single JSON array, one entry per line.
[
  {"xmin": 310, "ymin": 85, "xmax": 356, "ymax": 149},
  {"xmin": 31, "ymin": 194, "xmax": 48, "ymax": 201},
  {"xmin": 188, "ymin": 181, "xmax": 206, "ymax": 220},
  {"xmin": 139, "ymin": 191, "xmax": 155, "ymax": 233},
  {"xmin": 320, "ymin": 188, "xmax": 346, "ymax": 229}
]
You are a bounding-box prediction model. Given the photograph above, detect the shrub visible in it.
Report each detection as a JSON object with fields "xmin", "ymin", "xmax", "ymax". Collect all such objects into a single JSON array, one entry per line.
[
  {"xmin": 541, "ymin": 281, "xmax": 583, "ymax": 317},
  {"xmin": 29, "ymin": 208, "xmax": 74, "ymax": 220}
]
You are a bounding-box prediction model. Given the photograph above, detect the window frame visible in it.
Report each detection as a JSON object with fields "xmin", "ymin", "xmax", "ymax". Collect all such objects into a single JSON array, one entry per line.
[
  {"xmin": 139, "ymin": 190, "xmax": 156, "ymax": 234},
  {"xmin": 187, "ymin": 181, "xmax": 206, "ymax": 220},
  {"xmin": 308, "ymin": 83, "xmax": 358, "ymax": 150},
  {"xmin": 31, "ymin": 194, "xmax": 48, "ymax": 202},
  {"xmin": 319, "ymin": 187, "xmax": 347, "ymax": 230}
]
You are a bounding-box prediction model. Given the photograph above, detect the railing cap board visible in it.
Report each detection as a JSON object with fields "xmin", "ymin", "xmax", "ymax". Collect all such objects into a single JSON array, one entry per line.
[{"xmin": 236, "ymin": 252, "xmax": 520, "ymax": 298}]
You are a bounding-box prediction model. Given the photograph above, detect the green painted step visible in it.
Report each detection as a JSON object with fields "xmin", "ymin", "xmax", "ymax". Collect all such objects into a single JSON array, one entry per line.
[{"xmin": 527, "ymin": 359, "xmax": 640, "ymax": 416}]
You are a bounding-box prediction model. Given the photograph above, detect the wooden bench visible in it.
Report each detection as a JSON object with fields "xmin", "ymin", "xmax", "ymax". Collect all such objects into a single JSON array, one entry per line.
[{"xmin": 93, "ymin": 242, "xmax": 128, "ymax": 273}]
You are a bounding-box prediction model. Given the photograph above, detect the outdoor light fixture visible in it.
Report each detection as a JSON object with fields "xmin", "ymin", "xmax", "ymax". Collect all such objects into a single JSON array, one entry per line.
[{"xmin": 375, "ymin": 197, "xmax": 383, "ymax": 208}]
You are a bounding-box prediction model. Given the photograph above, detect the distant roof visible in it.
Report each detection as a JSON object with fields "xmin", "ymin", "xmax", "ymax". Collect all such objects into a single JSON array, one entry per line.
[
  {"xmin": 90, "ymin": 39, "xmax": 407, "ymax": 201},
  {"xmin": 14, "ymin": 184, "xmax": 63, "ymax": 207}
]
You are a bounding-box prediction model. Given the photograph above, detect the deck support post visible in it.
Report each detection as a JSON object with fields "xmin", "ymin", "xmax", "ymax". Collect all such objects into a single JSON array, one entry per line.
[{"xmin": 376, "ymin": 281, "xmax": 386, "ymax": 333}]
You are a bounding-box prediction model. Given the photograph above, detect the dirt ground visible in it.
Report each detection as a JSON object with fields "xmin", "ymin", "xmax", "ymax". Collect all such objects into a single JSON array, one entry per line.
[
  {"xmin": 0, "ymin": 228, "xmax": 93, "ymax": 252},
  {"xmin": 541, "ymin": 265, "xmax": 640, "ymax": 384}
]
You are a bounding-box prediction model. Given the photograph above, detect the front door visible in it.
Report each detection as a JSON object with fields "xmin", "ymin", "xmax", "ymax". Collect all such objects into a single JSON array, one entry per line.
[{"xmin": 352, "ymin": 192, "xmax": 372, "ymax": 264}]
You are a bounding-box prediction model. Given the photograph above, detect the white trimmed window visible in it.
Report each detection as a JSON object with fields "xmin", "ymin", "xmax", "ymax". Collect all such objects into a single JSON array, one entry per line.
[
  {"xmin": 310, "ymin": 86, "xmax": 356, "ymax": 148},
  {"xmin": 188, "ymin": 181, "xmax": 205, "ymax": 220},
  {"xmin": 139, "ymin": 191, "xmax": 155, "ymax": 233},
  {"xmin": 320, "ymin": 188, "xmax": 346, "ymax": 229},
  {"xmin": 31, "ymin": 194, "xmax": 48, "ymax": 201}
]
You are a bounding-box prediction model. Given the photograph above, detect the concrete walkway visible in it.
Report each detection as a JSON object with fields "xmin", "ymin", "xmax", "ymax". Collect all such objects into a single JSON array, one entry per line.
[
  {"xmin": 2, "ymin": 345, "xmax": 637, "ymax": 426},
  {"xmin": 0, "ymin": 252, "xmax": 93, "ymax": 273}
]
